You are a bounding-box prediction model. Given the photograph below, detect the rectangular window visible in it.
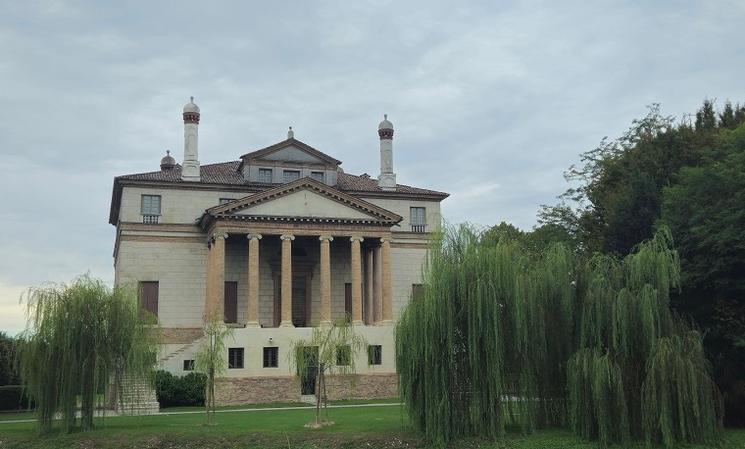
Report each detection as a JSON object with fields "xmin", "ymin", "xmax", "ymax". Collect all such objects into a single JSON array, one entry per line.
[
  {"xmin": 141, "ymin": 195, "xmax": 161, "ymax": 215},
  {"xmin": 263, "ymin": 347, "xmax": 279, "ymax": 368},
  {"xmin": 138, "ymin": 281, "xmax": 159, "ymax": 320},
  {"xmin": 336, "ymin": 345, "xmax": 351, "ymax": 366},
  {"xmin": 183, "ymin": 359, "xmax": 195, "ymax": 371},
  {"xmin": 310, "ymin": 171, "xmax": 324, "ymax": 182},
  {"xmin": 219, "ymin": 198, "xmax": 235, "ymax": 205},
  {"xmin": 224, "ymin": 281, "xmax": 238, "ymax": 324},
  {"xmin": 141, "ymin": 195, "xmax": 161, "ymax": 223},
  {"xmin": 412, "ymin": 284, "xmax": 425, "ymax": 301},
  {"xmin": 283, "ymin": 170, "xmax": 300, "ymax": 183},
  {"xmin": 228, "ymin": 348, "xmax": 244, "ymax": 369},
  {"xmin": 410, "ymin": 207, "xmax": 426, "ymax": 232},
  {"xmin": 257, "ymin": 168, "xmax": 273, "ymax": 183},
  {"xmin": 344, "ymin": 283, "xmax": 352, "ymax": 322},
  {"xmin": 368, "ymin": 345, "xmax": 382, "ymax": 365}
]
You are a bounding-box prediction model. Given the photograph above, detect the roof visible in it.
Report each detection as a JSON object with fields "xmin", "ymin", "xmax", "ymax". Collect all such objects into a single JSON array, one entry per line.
[
  {"xmin": 110, "ymin": 161, "xmax": 448, "ymax": 225},
  {"xmin": 240, "ymin": 138, "xmax": 342, "ymax": 165}
]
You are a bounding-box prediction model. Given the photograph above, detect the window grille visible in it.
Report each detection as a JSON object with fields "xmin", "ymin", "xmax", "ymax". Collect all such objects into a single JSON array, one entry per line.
[
  {"xmin": 368, "ymin": 345, "xmax": 382, "ymax": 365},
  {"xmin": 257, "ymin": 168, "xmax": 273, "ymax": 183},
  {"xmin": 228, "ymin": 348, "xmax": 244, "ymax": 369},
  {"xmin": 263, "ymin": 347, "xmax": 279, "ymax": 368},
  {"xmin": 283, "ymin": 170, "xmax": 300, "ymax": 183}
]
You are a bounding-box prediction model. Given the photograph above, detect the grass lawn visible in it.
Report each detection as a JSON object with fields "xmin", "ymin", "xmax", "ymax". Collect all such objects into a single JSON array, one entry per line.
[{"xmin": 1, "ymin": 402, "xmax": 743, "ymax": 449}]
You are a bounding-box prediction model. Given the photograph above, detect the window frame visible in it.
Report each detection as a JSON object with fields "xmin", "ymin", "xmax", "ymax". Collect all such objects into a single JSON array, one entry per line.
[
  {"xmin": 228, "ymin": 347, "xmax": 244, "ymax": 369},
  {"xmin": 141, "ymin": 194, "xmax": 162, "ymax": 216},
  {"xmin": 368, "ymin": 345, "xmax": 382, "ymax": 365},
  {"xmin": 410, "ymin": 207, "xmax": 426, "ymax": 225},
  {"xmin": 336, "ymin": 345, "xmax": 351, "ymax": 366},
  {"xmin": 263, "ymin": 347, "xmax": 279, "ymax": 368},
  {"xmin": 282, "ymin": 169, "xmax": 301, "ymax": 183},
  {"xmin": 310, "ymin": 171, "xmax": 325, "ymax": 182},
  {"xmin": 257, "ymin": 168, "xmax": 273, "ymax": 183}
]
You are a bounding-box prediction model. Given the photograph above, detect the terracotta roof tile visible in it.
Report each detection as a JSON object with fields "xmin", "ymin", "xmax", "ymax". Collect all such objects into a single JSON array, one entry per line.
[{"xmin": 116, "ymin": 161, "xmax": 448, "ymax": 198}]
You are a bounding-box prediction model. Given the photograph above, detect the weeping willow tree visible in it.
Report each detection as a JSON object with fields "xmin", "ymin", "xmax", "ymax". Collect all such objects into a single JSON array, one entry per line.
[
  {"xmin": 194, "ymin": 316, "xmax": 232, "ymax": 425},
  {"xmin": 396, "ymin": 225, "xmax": 722, "ymax": 448},
  {"xmin": 288, "ymin": 318, "xmax": 366, "ymax": 428},
  {"xmin": 18, "ymin": 275, "xmax": 157, "ymax": 434}
]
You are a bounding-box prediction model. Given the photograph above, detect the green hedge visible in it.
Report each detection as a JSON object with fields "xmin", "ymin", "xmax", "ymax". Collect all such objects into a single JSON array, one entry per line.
[
  {"xmin": 154, "ymin": 370, "xmax": 205, "ymax": 408},
  {"xmin": 0, "ymin": 385, "xmax": 33, "ymax": 411}
]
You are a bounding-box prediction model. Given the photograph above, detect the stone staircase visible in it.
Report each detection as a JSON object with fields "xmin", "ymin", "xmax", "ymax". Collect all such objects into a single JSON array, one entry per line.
[
  {"xmin": 115, "ymin": 374, "xmax": 160, "ymax": 416},
  {"xmin": 158, "ymin": 338, "xmax": 202, "ymax": 365}
]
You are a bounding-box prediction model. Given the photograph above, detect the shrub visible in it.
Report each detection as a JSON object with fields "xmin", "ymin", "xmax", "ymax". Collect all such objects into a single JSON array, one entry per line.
[{"xmin": 154, "ymin": 370, "xmax": 205, "ymax": 408}]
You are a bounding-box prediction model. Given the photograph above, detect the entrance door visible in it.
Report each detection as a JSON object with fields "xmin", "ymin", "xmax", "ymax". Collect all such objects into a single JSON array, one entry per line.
[
  {"xmin": 291, "ymin": 276, "xmax": 307, "ymax": 327},
  {"xmin": 298, "ymin": 346, "xmax": 318, "ymax": 395}
]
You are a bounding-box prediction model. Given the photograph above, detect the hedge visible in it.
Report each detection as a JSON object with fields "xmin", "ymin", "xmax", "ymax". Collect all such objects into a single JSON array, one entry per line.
[{"xmin": 154, "ymin": 370, "xmax": 205, "ymax": 408}]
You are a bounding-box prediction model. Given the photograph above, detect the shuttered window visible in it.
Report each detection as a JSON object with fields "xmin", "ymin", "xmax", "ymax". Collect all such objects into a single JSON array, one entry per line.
[
  {"xmin": 228, "ymin": 348, "xmax": 244, "ymax": 369},
  {"xmin": 224, "ymin": 281, "xmax": 238, "ymax": 324},
  {"xmin": 368, "ymin": 345, "xmax": 382, "ymax": 365},
  {"xmin": 141, "ymin": 195, "xmax": 161, "ymax": 216},
  {"xmin": 283, "ymin": 170, "xmax": 300, "ymax": 183},
  {"xmin": 138, "ymin": 281, "xmax": 159, "ymax": 320},
  {"xmin": 263, "ymin": 347, "xmax": 279, "ymax": 368},
  {"xmin": 310, "ymin": 171, "xmax": 324, "ymax": 182},
  {"xmin": 257, "ymin": 168, "xmax": 273, "ymax": 183}
]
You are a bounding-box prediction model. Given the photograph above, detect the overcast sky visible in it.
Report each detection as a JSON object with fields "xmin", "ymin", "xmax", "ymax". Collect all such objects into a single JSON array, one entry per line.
[{"xmin": 1, "ymin": 0, "xmax": 743, "ymax": 335}]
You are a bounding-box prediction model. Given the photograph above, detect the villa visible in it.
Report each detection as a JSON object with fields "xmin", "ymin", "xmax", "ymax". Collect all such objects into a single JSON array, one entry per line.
[{"xmin": 108, "ymin": 99, "xmax": 448, "ymax": 404}]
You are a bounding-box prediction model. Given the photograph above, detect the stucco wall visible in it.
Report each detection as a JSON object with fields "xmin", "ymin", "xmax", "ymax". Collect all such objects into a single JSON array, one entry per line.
[{"xmin": 361, "ymin": 197, "xmax": 441, "ymax": 232}]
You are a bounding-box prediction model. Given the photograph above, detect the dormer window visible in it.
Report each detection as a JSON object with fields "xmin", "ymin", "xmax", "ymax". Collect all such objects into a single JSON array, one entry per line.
[
  {"xmin": 283, "ymin": 170, "xmax": 300, "ymax": 183},
  {"xmin": 257, "ymin": 168, "xmax": 273, "ymax": 183},
  {"xmin": 310, "ymin": 171, "xmax": 325, "ymax": 182}
]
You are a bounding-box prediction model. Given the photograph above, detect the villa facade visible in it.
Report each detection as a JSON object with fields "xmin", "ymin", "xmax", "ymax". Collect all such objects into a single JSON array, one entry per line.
[{"xmin": 108, "ymin": 99, "xmax": 448, "ymax": 404}]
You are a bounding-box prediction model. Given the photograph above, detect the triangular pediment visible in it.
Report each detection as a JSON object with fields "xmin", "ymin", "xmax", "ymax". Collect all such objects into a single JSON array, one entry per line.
[
  {"xmin": 240, "ymin": 138, "xmax": 342, "ymax": 166},
  {"xmin": 205, "ymin": 178, "xmax": 401, "ymax": 225}
]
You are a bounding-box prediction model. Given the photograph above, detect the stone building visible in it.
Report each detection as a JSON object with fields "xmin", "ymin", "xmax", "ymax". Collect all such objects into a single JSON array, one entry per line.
[{"xmin": 108, "ymin": 99, "xmax": 448, "ymax": 404}]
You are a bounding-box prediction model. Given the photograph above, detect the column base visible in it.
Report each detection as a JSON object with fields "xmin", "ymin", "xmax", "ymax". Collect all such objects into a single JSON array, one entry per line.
[
  {"xmin": 245, "ymin": 321, "xmax": 261, "ymax": 328},
  {"xmin": 318, "ymin": 320, "xmax": 332, "ymax": 328},
  {"xmin": 352, "ymin": 320, "xmax": 365, "ymax": 326},
  {"xmin": 377, "ymin": 320, "xmax": 394, "ymax": 326},
  {"xmin": 279, "ymin": 321, "xmax": 295, "ymax": 328}
]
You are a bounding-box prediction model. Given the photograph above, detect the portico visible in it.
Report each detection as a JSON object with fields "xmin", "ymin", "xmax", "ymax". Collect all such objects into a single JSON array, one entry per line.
[{"xmin": 199, "ymin": 177, "xmax": 401, "ymax": 329}]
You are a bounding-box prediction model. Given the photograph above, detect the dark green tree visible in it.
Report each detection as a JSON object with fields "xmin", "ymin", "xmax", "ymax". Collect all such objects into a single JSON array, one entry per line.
[{"xmin": 0, "ymin": 332, "xmax": 19, "ymax": 386}]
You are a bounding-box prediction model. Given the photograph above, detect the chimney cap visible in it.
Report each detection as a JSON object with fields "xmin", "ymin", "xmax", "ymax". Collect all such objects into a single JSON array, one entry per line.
[
  {"xmin": 183, "ymin": 96, "xmax": 200, "ymax": 114},
  {"xmin": 378, "ymin": 114, "xmax": 393, "ymax": 130}
]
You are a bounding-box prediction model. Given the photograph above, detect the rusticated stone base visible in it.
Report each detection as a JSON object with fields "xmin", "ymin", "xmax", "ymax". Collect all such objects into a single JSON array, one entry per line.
[{"xmin": 214, "ymin": 373, "xmax": 398, "ymax": 405}]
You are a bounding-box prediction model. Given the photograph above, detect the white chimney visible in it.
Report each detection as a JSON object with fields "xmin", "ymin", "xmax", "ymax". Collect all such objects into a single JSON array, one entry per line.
[
  {"xmin": 377, "ymin": 114, "xmax": 396, "ymax": 191},
  {"xmin": 181, "ymin": 97, "xmax": 201, "ymax": 182}
]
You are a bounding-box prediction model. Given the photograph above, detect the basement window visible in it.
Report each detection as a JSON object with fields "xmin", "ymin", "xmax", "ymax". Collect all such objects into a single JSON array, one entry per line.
[
  {"xmin": 336, "ymin": 345, "xmax": 351, "ymax": 366},
  {"xmin": 263, "ymin": 347, "xmax": 279, "ymax": 368},
  {"xmin": 368, "ymin": 345, "xmax": 382, "ymax": 365},
  {"xmin": 183, "ymin": 360, "xmax": 195, "ymax": 371},
  {"xmin": 228, "ymin": 348, "xmax": 244, "ymax": 369}
]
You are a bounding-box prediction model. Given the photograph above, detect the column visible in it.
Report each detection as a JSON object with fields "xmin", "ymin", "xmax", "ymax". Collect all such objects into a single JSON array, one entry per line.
[
  {"xmin": 364, "ymin": 248, "xmax": 374, "ymax": 325},
  {"xmin": 205, "ymin": 232, "xmax": 227, "ymax": 322},
  {"xmin": 373, "ymin": 244, "xmax": 382, "ymax": 324},
  {"xmin": 246, "ymin": 233, "xmax": 262, "ymax": 327},
  {"xmin": 319, "ymin": 235, "xmax": 333, "ymax": 326},
  {"xmin": 381, "ymin": 237, "xmax": 393, "ymax": 324},
  {"xmin": 350, "ymin": 236, "xmax": 364, "ymax": 325},
  {"xmin": 280, "ymin": 234, "xmax": 294, "ymax": 327}
]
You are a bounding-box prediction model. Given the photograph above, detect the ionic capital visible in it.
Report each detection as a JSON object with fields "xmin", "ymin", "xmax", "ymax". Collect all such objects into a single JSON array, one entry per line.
[
  {"xmin": 319, "ymin": 235, "xmax": 334, "ymax": 242},
  {"xmin": 212, "ymin": 232, "xmax": 229, "ymax": 241},
  {"xmin": 350, "ymin": 236, "xmax": 365, "ymax": 243},
  {"xmin": 280, "ymin": 234, "xmax": 295, "ymax": 241},
  {"xmin": 247, "ymin": 233, "xmax": 263, "ymax": 241},
  {"xmin": 379, "ymin": 237, "xmax": 392, "ymax": 244}
]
